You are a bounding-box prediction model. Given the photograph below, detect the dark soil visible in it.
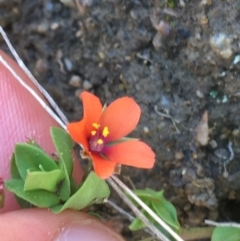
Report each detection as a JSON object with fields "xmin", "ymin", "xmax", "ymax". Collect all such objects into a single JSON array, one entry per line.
[{"xmin": 1, "ymin": 0, "xmax": 240, "ymax": 240}]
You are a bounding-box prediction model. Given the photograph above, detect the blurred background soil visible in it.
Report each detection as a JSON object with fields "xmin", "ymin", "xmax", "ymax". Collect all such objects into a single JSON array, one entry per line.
[{"xmin": 1, "ymin": 0, "xmax": 240, "ymax": 240}]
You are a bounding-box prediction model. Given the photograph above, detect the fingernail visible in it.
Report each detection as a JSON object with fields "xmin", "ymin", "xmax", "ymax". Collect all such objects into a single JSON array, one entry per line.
[{"xmin": 55, "ymin": 222, "xmax": 123, "ymax": 241}]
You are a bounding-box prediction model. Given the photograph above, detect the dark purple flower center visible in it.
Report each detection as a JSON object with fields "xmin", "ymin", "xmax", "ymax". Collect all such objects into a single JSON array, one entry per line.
[{"xmin": 89, "ymin": 123, "xmax": 109, "ymax": 153}]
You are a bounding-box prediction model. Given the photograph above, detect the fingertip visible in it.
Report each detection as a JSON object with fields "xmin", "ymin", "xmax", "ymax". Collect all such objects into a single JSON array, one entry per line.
[
  {"xmin": 0, "ymin": 209, "xmax": 125, "ymax": 241},
  {"xmin": 0, "ymin": 50, "xmax": 82, "ymax": 213}
]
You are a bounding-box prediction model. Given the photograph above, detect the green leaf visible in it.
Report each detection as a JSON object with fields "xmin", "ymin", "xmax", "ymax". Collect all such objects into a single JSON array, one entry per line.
[
  {"xmin": 10, "ymin": 153, "xmax": 21, "ymax": 179},
  {"xmin": 5, "ymin": 179, "xmax": 60, "ymax": 208},
  {"xmin": 151, "ymin": 193, "xmax": 180, "ymax": 232},
  {"xmin": 50, "ymin": 127, "xmax": 73, "ymax": 176},
  {"xmin": 130, "ymin": 188, "xmax": 180, "ymax": 233},
  {"xmin": 211, "ymin": 227, "xmax": 240, "ymax": 241},
  {"xmin": 14, "ymin": 195, "xmax": 31, "ymax": 208},
  {"xmin": 70, "ymin": 177, "xmax": 78, "ymax": 194},
  {"xmin": 15, "ymin": 144, "xmax": 58, "ymax": 180},
  {"xmin": 24, "ymin": 170, "xmax": 65, "ymax": 191},
  {"xmin": 10, "ymin": 152, "xmax": 37, "ymax": 208},
  {"xmin": 51, "ymin": 172, "xmax": 110, "ymax": 213},
  {"xmin": 133, "ymin": 188, "xmax": 163, "ymax": 203},
  {"xmin": 50, "ymin": 127, "xmax": 74, "ymax": 201},
  {"xmin": 129, "ymin": 212, "xmax": 146, "ymax": 231}
]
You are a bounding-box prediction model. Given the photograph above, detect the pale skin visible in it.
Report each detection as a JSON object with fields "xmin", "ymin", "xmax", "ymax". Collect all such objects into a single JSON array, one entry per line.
[{"xmin": 0, "ymin": 50, "xmax": 125, "ymax": 241}]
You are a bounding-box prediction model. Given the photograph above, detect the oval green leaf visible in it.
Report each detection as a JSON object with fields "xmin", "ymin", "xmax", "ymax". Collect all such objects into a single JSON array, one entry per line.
[
  {"xmin": 10, "ymin": 153, "xmax": 22, "ymax": 179},
  {"xmin": 51, "ymin": 172, "xmax": 110, "ymax": 213},
  {"xmin": 24, "ymin": 169, "xmax": 65, "ymax": 192},
  {"xmin": 152, "ymin": 195, "xmax": 180, "ymax": 232},
  {"xmin": 50, "ymin": 127, "xmax": 74, "ymax": 201},
  {"xmin": 15, "ymin": 144, "xmax": 58, "ymax": 180},
  {"xmin": 211, "ymin": 227, "xmax": 240, "ymax": 241},
  {"xmin": 5, "ymin": 179, "xmax": 60, "ymax": 208}
]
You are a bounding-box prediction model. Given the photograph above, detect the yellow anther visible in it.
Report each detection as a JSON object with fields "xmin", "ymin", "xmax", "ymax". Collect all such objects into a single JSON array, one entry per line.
[
  {"xmin": 92, "ymin": 123, "xmax": 100, "ymax": 129},
  {"xmin": 91, "ymin": 130, "xmax": 96, "ymax": 136},
  {"xmin": 97, "ymin": 139, "xmax": 103, "ymax": 145},
  {"xmin": 102, "ymin": 127, "xmax": 109, "ymax": 137}
]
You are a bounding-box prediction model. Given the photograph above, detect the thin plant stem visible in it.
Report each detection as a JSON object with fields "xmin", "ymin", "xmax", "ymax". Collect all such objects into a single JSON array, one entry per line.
[
  {"xmin": 0, "ymin": 55, "xmax": 66, "ymax": 130},
  {"xmin": 205, "ymin": 220, "xmax": 240, "ymax": 229},
  {"xmin": 107, "ymin": 199, "xmax": 135, "ymax": 222},
  {"xmin": 0, "ymin": 26, "xmax": 69, "ymax": 126},
  {"xmin": 110, "ymin": 175, "xmax": 185, "ymax": 241},
  {"xmin": 154, "ymin": 106, "xmax": 180, "ymax": 134},
  {"xmin": 107, "ymin": 199, "xmax": 168, "ymax": 239}
]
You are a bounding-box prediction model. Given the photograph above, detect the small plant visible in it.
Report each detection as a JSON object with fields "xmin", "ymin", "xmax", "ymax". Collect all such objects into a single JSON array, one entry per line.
[{"xmin": 4, "ymin": 127, "xmax": 110, "ymax": 212}]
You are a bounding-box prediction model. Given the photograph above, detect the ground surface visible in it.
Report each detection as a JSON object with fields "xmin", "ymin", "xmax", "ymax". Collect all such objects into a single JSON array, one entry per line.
[{"xmin": 1, "ymin": 0, "xmax": 240, "ymax": 240}]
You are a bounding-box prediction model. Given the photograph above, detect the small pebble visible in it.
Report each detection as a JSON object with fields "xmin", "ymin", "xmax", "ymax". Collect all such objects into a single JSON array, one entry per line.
[
  {"xmin": 210, "ymin": 33, "xmax": 233, "ymax": 59},
  {"xmin": 60, "ymin": 0, "xmax": 75, "ymax": 8},
  {"xmin": 83, "ymin": 80, "xmax": 93, "ymax": 90},
  {"xmin": 222, "ymin": 95, "xmax": 228, "ymax": 103},
  {"xmin": 195, "ymin": 111, "xmax": 209, "ymax": 146},
  {"xmin": 200, "ymin": 0, "xmax": 212, "ymax": 5},
  {"xmin": 76, "ymin": 30, "xmax": 83, "ymax": 38},
  {"xmin": 37, "ymin": 22, "xmax": 49, "ymax": 34},
  {"xmin": 209, "ymin": 140, "xmax": 217, "ymax": 149},
  {"xmin": 143, "ymin": 126, "xmax": 149, "ymax": 134},
  {"xmin": 200, "ymin": 15, "xmax": 208, "ymax": 25},
  {"xmin": 69, "ymin": 75, "xmax": 82, "ymax": 88},
  {"xmin": 232, "ymin": 129, "xmax": 239, "ymax": 136},
  {"xmin": 179, "ymin": 0, "xmax": 185, "ymax": 7},
  {"xmin": 98, "ymin": 52, "xmax": 105, "ymax": 59},
  {"xmin": 35, "ymin": 58, "xmax": 48, "ymax": 74},
  {"xmin": 175, "ymin": 152, "xmax": 184, "ymax": 160},
  {"xmin": 220, "ymin": 71, "xmax": 226, "ymax": 77},
  {"xmin": 233, "ymin": 55, "xmax": 240, "ymax": 64},
  {"xmin": 196, "ymin": 90, "xmax": 204, "ymax": 98},
  {"xmin": 64, "ymin": 58, "xmax": 73, "ymax": 72},
  {"xmin": 155, "ymin": 21, "xmax": 171, "ymax": 36},
  {"xmin": 130, "ymin": 10, "xmax": 138, "ymax": 20},
  {"xmin": 51, "ymin": 22, "xmax": 59, "ymax": 30},
  {"xmin": 98, "ymin": 62, "xmax": 104, "ymax": 68},
  {"xmin": 152, "ymin": 33, "xmax": 164, "ymax": 51}
]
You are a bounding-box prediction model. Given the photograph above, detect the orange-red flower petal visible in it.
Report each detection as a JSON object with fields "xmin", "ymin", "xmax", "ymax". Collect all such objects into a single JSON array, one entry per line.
[
  {"xmin": 104, "ymin": 140, "xmax": 155, "ymax": 168},
  {"xmin": 80, "ymin": 91, "xmax": 102, "ymax": 134},
  {"xmin": 91, "ymin": 153, "xmax": 117, "ymax": 179},
  {"xmin": 100, "ymin": 97, "xmax": 141, "ymax": 141},
  {"xmin": 67, "ymin": 120, "xmax": 89, "ymax": 151}
]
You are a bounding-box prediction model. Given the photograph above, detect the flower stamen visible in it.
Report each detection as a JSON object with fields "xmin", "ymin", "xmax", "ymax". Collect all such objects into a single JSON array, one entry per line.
[
  {"xmin": 92, "ymin": 123, "xmax": 100, "ymax": 129},
  {"xmin": 89, "ymin": 124, "xmax": 109, "ymax": 152},
  {"xmin": 102, "ymin": 127, "xmax": 109, "ymax": 137},
  {"xmin": 97, "ymin": 139, "xmax": 103, "ymax": 144},
  {"xmin": 91, "ymin": 130, "xmax": 97, "ymax": 136}
]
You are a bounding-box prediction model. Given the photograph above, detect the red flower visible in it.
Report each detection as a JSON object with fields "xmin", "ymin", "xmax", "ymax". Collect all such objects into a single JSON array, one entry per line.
[{"xmin": 67, "ymin": 91, "xmax": 155, "ymax": 179}]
